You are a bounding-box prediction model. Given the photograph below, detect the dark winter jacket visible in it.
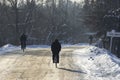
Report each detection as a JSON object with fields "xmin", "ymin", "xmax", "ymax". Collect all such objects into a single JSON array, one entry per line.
[
  {"xmin": 51, "ymin": 39, "xmax": 61, "ymax": 55},
  {"xmin": 20, "ymin": 34, "xmax": 27, "ymax": 45}
]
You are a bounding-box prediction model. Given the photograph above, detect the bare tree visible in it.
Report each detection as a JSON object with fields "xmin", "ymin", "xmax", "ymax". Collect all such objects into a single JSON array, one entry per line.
[{"xmin": 7, "ymin": 0, "xmax": 20, "ymax": 44}]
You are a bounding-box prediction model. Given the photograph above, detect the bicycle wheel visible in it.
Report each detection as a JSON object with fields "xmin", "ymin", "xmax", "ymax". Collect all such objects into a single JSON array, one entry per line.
[
  {"xmin": 21, "ymin": 45, "xmax": 25, "ymax": 52},
  {"xmin": 55, "ymin": 63, "xmax": 57, "ymax": 68},
  {"xmin": 54, "ymin": 56, "xmax": 57, "ymax": 68}
]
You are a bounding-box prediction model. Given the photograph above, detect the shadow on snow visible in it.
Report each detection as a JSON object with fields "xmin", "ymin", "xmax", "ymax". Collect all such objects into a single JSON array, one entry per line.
[{"xmin": 58, "ymin": 67, "xmax": 87, "ymax": 74}]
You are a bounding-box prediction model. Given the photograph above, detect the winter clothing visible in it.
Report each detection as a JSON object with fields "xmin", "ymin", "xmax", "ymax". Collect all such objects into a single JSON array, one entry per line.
[
  {"xmin": 51, "ymin": 39, "xmax": 61, "ymax": 63},
  {"xmin": 89, "ymin": 35, "xmax": 93, "ymax": 45},
  {"xmin": 20, "ymin": 33, "xmax": 27, "ymax": 50}
]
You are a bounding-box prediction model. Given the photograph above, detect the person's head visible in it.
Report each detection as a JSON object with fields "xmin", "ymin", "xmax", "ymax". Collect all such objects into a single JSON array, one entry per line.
[
  {"xmin": 55, "ymin": 39, "xmax": 58, "ymax": 42},
  {"xmin": 21, "ymin": 33, "xmax": 25, "ymax": 35}
]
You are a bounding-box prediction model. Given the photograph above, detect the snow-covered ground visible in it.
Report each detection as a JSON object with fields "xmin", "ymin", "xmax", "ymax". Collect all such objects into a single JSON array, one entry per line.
[
  {"xmin": 73, "ymin": 45, "xmax": 120, "ymax": 80},
  {"xmin": 0, "ymin": 44, "xmax": 51, "ymax": 54},
  {"xmin": 0, "ymin": 44, "xmax": 20, "ymax": 54},
  {"xmin": 0, "ymin": 44, "xmax": 120, "ymax": 80},
  {"xmin": 0, "ymin": 43, "xmax": 88, "ymax": 55}
]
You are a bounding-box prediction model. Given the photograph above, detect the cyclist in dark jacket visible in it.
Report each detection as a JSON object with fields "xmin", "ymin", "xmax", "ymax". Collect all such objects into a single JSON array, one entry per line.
[
  {"xmin": 51, "ymin": 39, "xmax": 61, "ymax": 64},
  {"xmin": 89, "ymin": 35, "xmax": 93, "ymax": 45},
  {"xmin": 20, "ymin": 33, "xmax": 27, "ymax": 52}
]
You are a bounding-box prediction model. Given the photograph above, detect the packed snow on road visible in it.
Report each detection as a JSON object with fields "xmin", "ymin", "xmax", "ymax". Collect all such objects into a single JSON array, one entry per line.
[{"xmin": 0, "ymin": 44, "xmax": 120, "ymax": 80}]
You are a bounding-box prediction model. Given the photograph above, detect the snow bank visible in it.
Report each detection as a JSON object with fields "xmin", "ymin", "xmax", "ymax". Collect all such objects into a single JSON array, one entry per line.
[
  {"xmin": 27, "ymin": 45, "xmax": 50, "ymax": 48},
  {"xmin": 2, "ymin": 44, "xmax": 15, "ymax": 48},
  {"xmin": 0, "ymin": 44, "xmax": 20, "ymax": 54},
  {"xmin": 62, "ymin": 43, "xmax": 89, "ymax": 47},
  {"xmin": 73, "ymin": 46, "xmax": 120, "ymax": 80},
  {"xmin": 0, "ymin": 44, "xmax": 51, "ymax": 54}
]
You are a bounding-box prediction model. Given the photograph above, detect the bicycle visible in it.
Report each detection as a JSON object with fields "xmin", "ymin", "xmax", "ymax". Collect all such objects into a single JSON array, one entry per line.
[
  {"xmin": 21, "ymin": 44, "xmax": 26, "ymax": 52},
  {"xmin": 53, "ymin": 55, "xmax": 59, "ymax": 68}
]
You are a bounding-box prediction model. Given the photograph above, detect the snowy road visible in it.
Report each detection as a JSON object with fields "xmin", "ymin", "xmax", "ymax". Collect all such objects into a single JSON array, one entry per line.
[{"xmin": 0, "ymin": 47, "xmax": 85, "ymax": 80}]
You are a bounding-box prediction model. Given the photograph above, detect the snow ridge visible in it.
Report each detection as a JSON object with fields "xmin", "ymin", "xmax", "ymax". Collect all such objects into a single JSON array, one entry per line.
[
  {"xmin": 0, "ymin": 44, "xmax": 19, "ymax": 54},
  {"xmin": 73, "ymin": 46, "xmax": 120, "ymax": 80}
]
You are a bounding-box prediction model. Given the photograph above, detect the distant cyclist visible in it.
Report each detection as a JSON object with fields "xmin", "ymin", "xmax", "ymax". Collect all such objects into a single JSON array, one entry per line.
[
  {"xmin": 89, "ymin": 35, "xmax": 93, "ymax": 45},
  {"xmin": 20, "ymin": 33, "xmax": 27, "ymax": 52},
  {"xmin": 51, "ymin": 39, "xmax": 61, "ymax": 68}
]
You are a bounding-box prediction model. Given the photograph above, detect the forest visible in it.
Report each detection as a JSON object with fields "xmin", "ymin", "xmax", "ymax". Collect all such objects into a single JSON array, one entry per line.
[{"xmin": 0, "ymin": 0, "xmax": 119, "ymax": 46}]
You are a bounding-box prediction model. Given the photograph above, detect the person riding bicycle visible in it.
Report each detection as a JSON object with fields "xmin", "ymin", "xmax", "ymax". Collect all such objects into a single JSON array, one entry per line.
[
  {"xmin": 89, "ymin": 35, "xmax": 93, "ymax": 45},
  {"xmin": 51, "ymin": 39, "xmax": 61, "ymax": 67},
  {"xmin": 20, "ymin": 33, "xmax": 27, "ymax": 52}
]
